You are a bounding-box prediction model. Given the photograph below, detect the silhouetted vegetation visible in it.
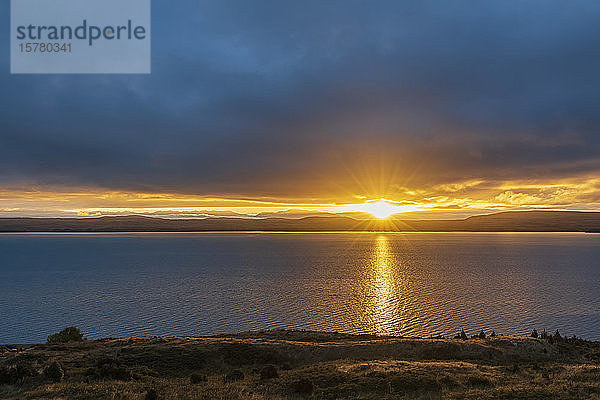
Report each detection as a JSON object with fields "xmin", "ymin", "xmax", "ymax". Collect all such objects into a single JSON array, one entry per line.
[
  {"xmin": 44, "ymin": 361, "xmax": 64, "ymax": 383},
  {"xmin": 85, "ymin": 358, "xmax": 133, "ymax": 381},
  {"xmin": 531, "ymin": 328, "xmax": 538, "ymax": 338},
  {"xmin": 260, "ymin": 365, "xmax": 279, "ymax": 380},
  {"xmin": 46, "ymin": 327, "xmax": 83, "ymax": 344},
  {"xmin": 0, "ymin": 363, "xmax": 37, "ymax": 385},
  {"xmin": 455, "ymin": 329, "xmax": 468, "ymax": 340}
]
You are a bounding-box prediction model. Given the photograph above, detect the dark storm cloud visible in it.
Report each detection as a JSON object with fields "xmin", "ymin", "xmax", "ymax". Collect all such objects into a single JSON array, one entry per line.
[{"xmin": 1, "ymin": 0, "xmax": 600, "ymax": 197}]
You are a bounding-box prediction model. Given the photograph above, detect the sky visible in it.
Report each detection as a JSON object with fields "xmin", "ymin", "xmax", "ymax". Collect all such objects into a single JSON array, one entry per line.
[{"xmin": 1, "ymin": 0, "xmax": 600, "ymax": 219}]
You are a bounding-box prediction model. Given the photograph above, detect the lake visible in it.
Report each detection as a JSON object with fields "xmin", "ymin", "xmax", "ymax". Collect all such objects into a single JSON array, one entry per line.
[{"xmin": 1, "ymin": 232, "xmax": 599, "ymax": 343}]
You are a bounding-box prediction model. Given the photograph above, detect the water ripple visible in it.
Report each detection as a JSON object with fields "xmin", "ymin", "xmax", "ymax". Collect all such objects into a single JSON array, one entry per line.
[{"xmin": 1, "ymin": 232, "xmax": 599, "ymax": 343}]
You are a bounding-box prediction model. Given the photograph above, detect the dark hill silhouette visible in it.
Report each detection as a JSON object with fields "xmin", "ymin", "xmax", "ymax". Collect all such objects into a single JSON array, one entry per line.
[{"xmin": 0, "ymin": 211, "xmax": 599, "ymax": 232}]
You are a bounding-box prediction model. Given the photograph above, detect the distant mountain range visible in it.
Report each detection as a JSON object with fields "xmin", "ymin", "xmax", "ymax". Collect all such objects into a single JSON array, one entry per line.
[{"xmin": 1, "ymin": 211, "xmax": 599, "ymax": 232}]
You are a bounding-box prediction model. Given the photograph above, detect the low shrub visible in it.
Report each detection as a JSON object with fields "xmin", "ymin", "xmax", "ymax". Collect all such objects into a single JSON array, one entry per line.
[
  {"xmin": 145, "ymin": 388, "xmax": 159, "ymax": 400},
  {"xmin": 0, "ymin": 363, "xmax": 38, "ymax": 385},
  {"xmin": 223, "ymin": 369, "xmax": 244, "ymax": 383},
  {"xmin": 454, "ymin": 329, "xmax": 468, "ymax": 340},
  {"xmin": 292, "ymin": 378, "xmax": 314, "ymax": 395},
  {"xmin": 44, "ymin": 361, "xmax": 64, "ymax": 383},
  {"xmin": 531, "ymin": 329, "xmax": 538, "ymax": 338},
  {"xmin": 85, "ymin": 358, "xmax": 132, "ymax": 381},
  {"xmin": 47, "ymin": 327, "xmax": 83, "ymax": 344},
  {"xmin": 190, "ymin": 373, "xmax": 207, "ymax": 384},
  {"xmin": 260, "ymin": 364, "xmax": 279, "ymax": 380}
]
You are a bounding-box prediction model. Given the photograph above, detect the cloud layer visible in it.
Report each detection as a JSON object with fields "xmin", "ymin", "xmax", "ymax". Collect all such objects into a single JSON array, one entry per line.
[{"xmin": 1, "ymin": 1, "xmax": 600, "ymax": 215}]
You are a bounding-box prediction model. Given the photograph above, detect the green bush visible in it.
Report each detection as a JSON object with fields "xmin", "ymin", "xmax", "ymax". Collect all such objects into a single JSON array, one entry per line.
[
  {"xmin": 44, "ymin": 361, "xmax": 64, "ymax": 383},
  {"xmin": 47, "ymin": 327, "xmax": 83, "ymax": 344}
]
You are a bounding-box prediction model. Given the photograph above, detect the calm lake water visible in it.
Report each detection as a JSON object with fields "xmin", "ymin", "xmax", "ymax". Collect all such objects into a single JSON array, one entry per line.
[{"xmin": 1, "ymin": 232, "xmax": 599, "ymax": 343}]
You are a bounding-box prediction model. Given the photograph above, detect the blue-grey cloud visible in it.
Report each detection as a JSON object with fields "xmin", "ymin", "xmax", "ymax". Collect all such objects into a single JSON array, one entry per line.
[{"xmin": 1, "ymin": 0, "xmax": 600, "ymax": 198}]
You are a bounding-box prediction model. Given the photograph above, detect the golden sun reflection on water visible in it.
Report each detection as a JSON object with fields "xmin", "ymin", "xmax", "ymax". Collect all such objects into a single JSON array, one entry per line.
[{"xmin": 354, "ymin": 235, "xmax": 407, "ymax": 335}]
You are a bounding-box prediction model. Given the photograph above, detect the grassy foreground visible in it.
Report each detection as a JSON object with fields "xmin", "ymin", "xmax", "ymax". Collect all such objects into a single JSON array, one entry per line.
[{"xmin": 1, "ymin": 330, "xmax": 600, "ymax": 399}]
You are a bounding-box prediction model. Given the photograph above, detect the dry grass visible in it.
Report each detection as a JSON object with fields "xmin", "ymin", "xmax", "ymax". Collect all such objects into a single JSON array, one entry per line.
[{"xmin": 1, "ymin": 331, "xmax": 599, "ymax": 399}]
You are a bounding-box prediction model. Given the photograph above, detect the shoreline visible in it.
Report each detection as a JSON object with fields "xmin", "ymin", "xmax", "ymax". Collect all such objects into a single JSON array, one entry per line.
[
  {"xmin": 3, "ymin": 328, "xmax": 599, "ymax": 348},
  {"xmin": 2, "ymin": 230, "xmax": 600, "ymax": 234}
]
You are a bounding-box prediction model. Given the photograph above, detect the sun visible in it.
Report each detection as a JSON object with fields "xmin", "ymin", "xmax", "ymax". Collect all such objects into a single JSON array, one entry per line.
[
  {"xmin": 361, "ymin": 199, "xmax": 401, "ymax": 219},
  {"xmin": 330, "ymin": 198, "xmax": 420, "ymax": 219}
]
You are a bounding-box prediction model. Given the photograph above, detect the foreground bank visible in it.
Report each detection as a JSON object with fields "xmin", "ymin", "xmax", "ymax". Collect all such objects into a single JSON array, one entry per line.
[{"xmin": 1, "ymin": 330, "xmax": 600, "ymax": 399}]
